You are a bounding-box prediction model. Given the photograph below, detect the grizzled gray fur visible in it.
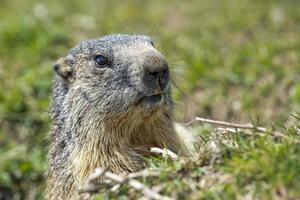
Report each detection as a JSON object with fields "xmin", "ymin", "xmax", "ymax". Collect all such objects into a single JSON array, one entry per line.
[{"xmin": 46, "ymin": 34, "xmax": 189, "ymax": 200}]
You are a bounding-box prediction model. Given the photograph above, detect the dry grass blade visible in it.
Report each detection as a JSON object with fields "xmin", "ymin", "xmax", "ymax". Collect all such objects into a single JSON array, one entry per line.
[
  {"xmin": 185, "ymin": 117, "xmax": 267, "ymax": 132},
  {"xmin": 127, "ymin": 169, "xmax": 161, "ymax": 179},
  {"xmin": 150, "ymin": 147, "xmax": 179, "ymax": 161},
  {"xmin": 185, "ymin": 117, "xmax": 294, "ymax": 141},
  {"xmin": 78, "ymin": 167, "xmax": 174, "ymax": 200}
]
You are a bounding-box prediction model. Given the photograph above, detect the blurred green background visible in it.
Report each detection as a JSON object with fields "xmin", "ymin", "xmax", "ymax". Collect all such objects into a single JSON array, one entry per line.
[{"xmin": 0, "ymin": 0, "xmax": 299, "ymax": 199}]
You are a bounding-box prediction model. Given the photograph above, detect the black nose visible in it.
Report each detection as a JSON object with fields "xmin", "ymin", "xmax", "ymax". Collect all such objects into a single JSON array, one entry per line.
[{"xmin": 143, "ymin": 52, "xmax": 169, "ymax": 92}]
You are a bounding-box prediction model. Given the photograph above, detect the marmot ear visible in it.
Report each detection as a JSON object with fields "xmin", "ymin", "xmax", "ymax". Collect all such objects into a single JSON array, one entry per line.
[{"xmin": 53, "ymin": 55, "xmax": 75, "ymax": 84}]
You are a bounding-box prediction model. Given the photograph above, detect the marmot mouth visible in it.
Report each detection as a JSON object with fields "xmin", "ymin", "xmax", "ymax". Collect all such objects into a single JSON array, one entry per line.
[{"xmin": 139, "ymin": 94, "xmax": 163, "ymax": 106}]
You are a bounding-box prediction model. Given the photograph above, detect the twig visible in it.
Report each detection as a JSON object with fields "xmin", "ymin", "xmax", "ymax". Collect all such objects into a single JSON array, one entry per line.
[
  {"xmin": 215, "ymin": 127, "xmax": 265, "ymax": 136},
  {"xmin": 185, "ymin": 117, "xmax": 294, "ymax": 141},
  {"xmin": 79, "ymin": 168, "xmax": 174, "ymax": 200},
  {"xmin": 87, "ymin": 168, "xmax": 106, "ymax": 183},
  {"xmin": 150, "ymin": 147, "xmax": 179, "ymax": 160},
  {"xmin": 185, "ymin": 117, "xmax": 267, "ymax": 132},
  {"xmin": 127, "ymin": 169, "xmax": 161, "ymax": 179},
  {"xmin": 108, "ymin": 169, "xmax": 161, "ymax": 193}
]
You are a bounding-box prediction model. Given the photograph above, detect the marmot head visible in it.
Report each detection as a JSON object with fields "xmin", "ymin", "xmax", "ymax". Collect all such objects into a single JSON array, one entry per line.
[{"xmin": 54, "ymin": 35, "xmax": 172, "ymax": 122}]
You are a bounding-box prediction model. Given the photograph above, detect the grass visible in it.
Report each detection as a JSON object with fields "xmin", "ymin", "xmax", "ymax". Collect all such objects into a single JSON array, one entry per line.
[
  {"xmin": 0, "ymin": 0, "xmax": 299, "ymax": 199},
  {"xmin": 92, "ymin": 122, "xmax": 300, "ymax": 199}
]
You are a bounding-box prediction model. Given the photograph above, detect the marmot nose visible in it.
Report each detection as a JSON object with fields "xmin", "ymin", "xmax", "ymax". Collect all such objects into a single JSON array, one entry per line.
[{"xmin": 143, "ymin": 52, "xmax": 169, "ymax": 92}]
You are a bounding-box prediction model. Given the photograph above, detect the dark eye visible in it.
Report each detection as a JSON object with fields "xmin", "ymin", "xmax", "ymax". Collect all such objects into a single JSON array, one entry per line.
[
  {"xmin": 94, "ymin": 54, "xmax": 110, "ymax": 67},
  {"xmin": 150, "ymin": 40, "xmax": 155, "ymax": 47}
]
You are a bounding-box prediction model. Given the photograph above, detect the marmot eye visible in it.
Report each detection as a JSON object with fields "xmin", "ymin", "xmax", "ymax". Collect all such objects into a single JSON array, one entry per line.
[{"xmin": 94, "ymin": 54, "xmax": 110, "ymax": 67}]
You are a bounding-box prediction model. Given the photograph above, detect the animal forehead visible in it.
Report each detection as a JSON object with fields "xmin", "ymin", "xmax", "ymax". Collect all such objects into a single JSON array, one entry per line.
[
  {"xmin": 70, "ymin": 34, "xmax": 152, "ymax": 55},
  {"xmin": 100, "ymin": 34, "xmax": 152, "ymax": 44}
]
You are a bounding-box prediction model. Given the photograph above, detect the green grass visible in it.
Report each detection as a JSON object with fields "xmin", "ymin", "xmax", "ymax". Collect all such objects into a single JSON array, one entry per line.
[
  {"xmin": 92, "ymin": 123, "xmax": 300, "ymax": 200},
  {"xmin": 0, "ymin": 0, "xmax": 299, "ymax": 199}
]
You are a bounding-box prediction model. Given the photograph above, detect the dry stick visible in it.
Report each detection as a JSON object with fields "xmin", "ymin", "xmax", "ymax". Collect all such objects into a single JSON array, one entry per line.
[
  {"xmin": 111, "ymin": 169, "xmax": 161, "ymax": 193},
  {"xmin": 87, "ymin": 167, "xmax": 107, "ymax": 183},
  {"xmin": 105, "ymin": 171, "xmax": 173, "ymax": 200},
  {"xmin": 78, "ymin": 168, "xmax": 110, "ymax": 196},
  {"xmin": 127, "ymin": 169, "xmax": 161, "ymax": 179},
  {"xmin": 150, "ymin": 147, "xmax": 179, "ymax": 160},
  {"xmin": 185, "ymin": 117, "xmax": 267, "ymax": 132},
  {"xmin": 185, "ymin": 117, "xmax": 289, "ymax": 139},
  {"xmin": 215, "ymin": 127, "xmax": 265, "ymax": 137},
  {"xmin": 79, "ymin": 168, "xmax": 174, "ymax": 200}
]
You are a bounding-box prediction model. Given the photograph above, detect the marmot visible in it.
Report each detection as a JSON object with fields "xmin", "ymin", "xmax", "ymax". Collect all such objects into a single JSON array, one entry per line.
[{"xmin": 46, "ymin": 34, "xmax": 189, "ymax": 199}]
